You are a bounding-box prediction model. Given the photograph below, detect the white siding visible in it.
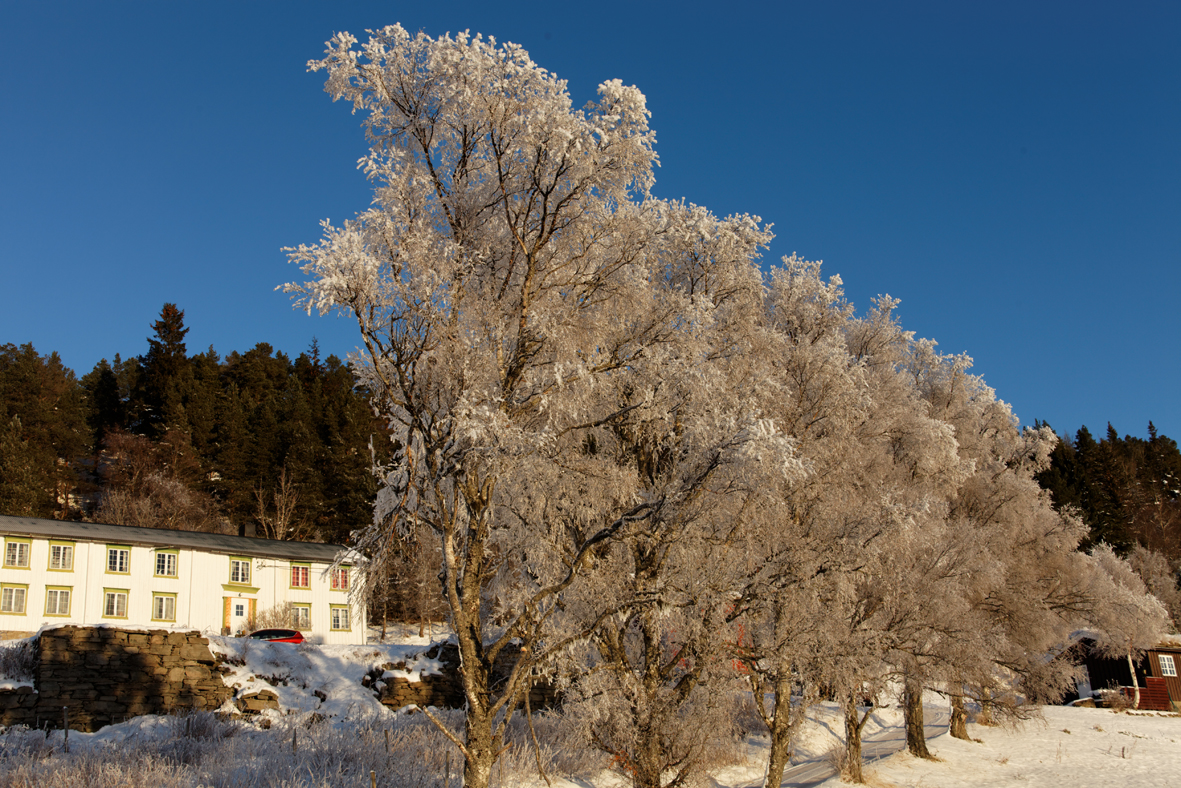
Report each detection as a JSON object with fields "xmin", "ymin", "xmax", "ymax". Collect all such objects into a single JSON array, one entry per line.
[{"xmin": 0, "ymin": 534, "xmax": 365, "ymax": 644}]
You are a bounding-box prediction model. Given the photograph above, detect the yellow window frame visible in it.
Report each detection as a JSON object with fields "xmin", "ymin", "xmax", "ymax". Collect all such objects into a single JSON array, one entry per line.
[
  {"xmin": 3, "ymin": 538, "xmax": 31, "ymax": 570},
  {"xmin": 44, "ymin": 585, "xmax": 72, "ymax": 617},
  {"xmin": 47, "ymin": 540, "xmax": 75, "ymax": 572}
]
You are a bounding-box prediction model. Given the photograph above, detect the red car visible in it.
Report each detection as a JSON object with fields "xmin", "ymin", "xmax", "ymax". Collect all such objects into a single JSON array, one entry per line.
[{"xmin": 247, "ymin": 628, "xmax": 305, "ymax": 644}]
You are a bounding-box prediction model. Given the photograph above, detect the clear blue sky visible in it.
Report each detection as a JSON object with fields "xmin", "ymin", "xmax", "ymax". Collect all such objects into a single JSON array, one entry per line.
[{"xmin": 1, "ymin": 1, "xmax": 1177, "ymax": 440}]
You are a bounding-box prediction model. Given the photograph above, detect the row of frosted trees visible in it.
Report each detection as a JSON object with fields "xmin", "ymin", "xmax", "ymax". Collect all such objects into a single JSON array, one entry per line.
[{"xmin": 285, "ymin": 26, "xmax": 1169, "ymax": 788}]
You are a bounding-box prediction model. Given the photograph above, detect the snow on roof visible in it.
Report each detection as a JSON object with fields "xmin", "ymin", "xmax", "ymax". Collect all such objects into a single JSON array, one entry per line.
[{"xmin": 0, "ymin": 514, "xmax": 351, "ymax": 563}]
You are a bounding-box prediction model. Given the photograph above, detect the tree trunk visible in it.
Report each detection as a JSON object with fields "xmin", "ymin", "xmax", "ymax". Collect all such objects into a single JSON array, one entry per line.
[
  {"xmin": 463, "ymin": 736, "xmax": 495, "ymax": 788},
  {"xmin": 977, "ymin": 688, "xmax": 994, "ymax": 726},
  {"xmin": 454, "ymin": 638, "xmax": 511, "ymax": 788},
  {"xmin": 1127, "ymin": 651, "xmax": 1141, "ymax": 709},
  {"xmin": 633, "ymin": 721, "xmax": 665, "ymax": 788},
  {"xmin": 444, "ymin": 502, "xmax": 512, "ymax": 788},
  {"xmin": 842, "ymin": 693, "xmax": 865, "ymax": 784},
  {"xmin": 763, "ymin": 673, "xmax": 795, "ymax": 788},
  {"xmin": 903, "ymin": 674, "xmax": 931, "ymax": 759},
  {"xmin": 631, "ymin": 589, "xmax": 675, "ymax": 788},
  {"xmin": 458, "ymin": 660, "xmax": 497, "ymax": 788},
  {"xmin": 949, "ymin": 693, "xmax": 969, "ymax": 741}
]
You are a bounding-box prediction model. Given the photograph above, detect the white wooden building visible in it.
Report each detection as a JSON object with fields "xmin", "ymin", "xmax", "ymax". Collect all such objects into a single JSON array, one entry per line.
[{"xmin": 0, "ymin": 515, "xmax": 365, "ymax": 644}]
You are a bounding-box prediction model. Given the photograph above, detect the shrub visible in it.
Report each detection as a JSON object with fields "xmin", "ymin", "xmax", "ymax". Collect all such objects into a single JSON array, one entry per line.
[{"xmin": 0, "ymin": 637, "xmax": 36, "ymax": 682}]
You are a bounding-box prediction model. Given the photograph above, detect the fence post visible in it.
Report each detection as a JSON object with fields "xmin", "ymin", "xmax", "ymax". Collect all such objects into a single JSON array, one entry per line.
[{"xmin": 62, "ymin": 706, "xmax": 69, "ymax": 753}]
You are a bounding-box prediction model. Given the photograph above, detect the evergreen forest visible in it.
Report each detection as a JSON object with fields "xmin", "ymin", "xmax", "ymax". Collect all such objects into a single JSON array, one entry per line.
[{"xmin": 0, "ymin": 304, "xmax": 388, "ymax": 546}]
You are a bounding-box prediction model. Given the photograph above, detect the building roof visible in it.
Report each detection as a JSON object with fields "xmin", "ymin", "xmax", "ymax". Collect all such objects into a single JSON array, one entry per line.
[{"xmin": 0, "ymin": 515, "xmax": 351, "ymax": 564}]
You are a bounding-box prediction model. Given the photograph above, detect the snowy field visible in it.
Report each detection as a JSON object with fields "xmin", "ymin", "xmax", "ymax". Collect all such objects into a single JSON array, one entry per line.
[
  {"xmin": 705, "ymin": 703, "xmax": 1181, "ymax": 788},
  {"xmin": 860, "ymin": 706, "xmax": 1181, "ymax": 788},
  {"xmin": 0, "ymin": 633, "xmax": 1178, "ymax": 787}
]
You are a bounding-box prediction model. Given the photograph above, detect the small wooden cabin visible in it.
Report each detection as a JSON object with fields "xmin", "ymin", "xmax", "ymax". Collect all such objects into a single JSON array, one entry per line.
[{"xmin": 1071, "ymin": 636, "xmax": 1181, "ymax": 712}]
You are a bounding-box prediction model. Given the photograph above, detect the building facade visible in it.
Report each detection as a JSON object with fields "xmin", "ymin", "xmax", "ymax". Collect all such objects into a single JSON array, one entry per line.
[{"xmin": 0, "ymin": 515, "xmax": 365, "ymax": 644}]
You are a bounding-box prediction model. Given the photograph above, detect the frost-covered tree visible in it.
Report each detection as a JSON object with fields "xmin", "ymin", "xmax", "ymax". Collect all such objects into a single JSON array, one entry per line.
[
  {"xmin": 1129, "ymin": 544, "xmax": 1181, "ymax": 630},
  {"xmin": 721, "ymin": 265, "xmax": 965, "ymax": 785},
  {"xmin": 818, "ymin": 303, "xmax": 966, "ymax": 777},
  {"xmin": 892, "ymin": 344, "xmax": 1076, "ymax": 749},
  {"xmin": 284, "ymin": 26, "xmax": 789, "ymax": 788},
  {"xmin": 1086, "ymin": 543, "xmax": 1170, "ymax": 708},
  {"xmin": 897, "ymin": 343, "xmax": 1168, "ymax": 744},
  {"xmin": 725, "ymin": 260, "xmax": 877, "ymax": 786},
  {"xmin": 553, "ymin": 206, "xmax": 795, "ymax": 788}
]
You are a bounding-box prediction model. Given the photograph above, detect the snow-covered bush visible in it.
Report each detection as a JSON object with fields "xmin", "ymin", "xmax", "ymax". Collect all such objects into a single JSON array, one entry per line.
[{"xmin": 0, "ymin": 637, "xmax": 36, "ymax": 682}]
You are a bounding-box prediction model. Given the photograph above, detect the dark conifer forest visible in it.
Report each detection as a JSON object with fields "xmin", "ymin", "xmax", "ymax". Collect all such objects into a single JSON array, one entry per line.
[
  {"xmin": 0, "ymin": 304, "xmax": 390, "ymax": 546},
  {"xmin": 1036, "ymin": 420, "xmax": 1181, "ymax": 562}
]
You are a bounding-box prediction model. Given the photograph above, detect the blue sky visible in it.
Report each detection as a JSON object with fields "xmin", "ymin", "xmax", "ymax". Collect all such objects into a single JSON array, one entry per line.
[{"xmin": 1, "ymin": 1, "xmax": 1177, "ymax": 440}]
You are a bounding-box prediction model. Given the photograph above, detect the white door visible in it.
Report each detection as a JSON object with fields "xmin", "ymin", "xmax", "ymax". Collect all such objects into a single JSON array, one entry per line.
[{"xmin": 228, "ymin": 598, "xmax": 253, "ymax": 635}]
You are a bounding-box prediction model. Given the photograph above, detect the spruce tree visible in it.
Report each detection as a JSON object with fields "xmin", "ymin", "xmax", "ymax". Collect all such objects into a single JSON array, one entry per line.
[
  {"xmin": 0, "ymin": 343, "xmax": 89, "ymax": 517},
  {"xmin": 132, "ymin": 303, "xmax": 192, "ymax": 437},
  {"xmin": 185, "ymin": 347, "xmax": 222, "ymax": 460},
  {"xmin": 0, "ymin": 415, "xmax": 40, "ymax": 516},
  {"xmin": 81, "ymin": 359, "xmax": 125, "ymax": 447}
]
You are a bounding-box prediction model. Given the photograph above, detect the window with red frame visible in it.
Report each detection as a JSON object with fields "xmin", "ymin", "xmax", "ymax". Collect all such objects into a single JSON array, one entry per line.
[{"xmin": 332, "ymin": 568, "xmax": 349, "ymax": 591}]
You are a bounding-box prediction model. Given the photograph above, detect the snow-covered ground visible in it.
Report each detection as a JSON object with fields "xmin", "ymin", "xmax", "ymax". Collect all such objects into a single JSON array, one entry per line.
[
  {"xmin": 3, "ymin": 631, "xmax": 1179, "ymax": 787},
  {"xmin": 207, "ymin": 635, "xmax": 444, "ymax": 720},
  {"xmin": 859, "ymin": 706, "xmax": 1181, "ymax": 788},
  {"xmin": 365, "ymin": 620, "xmax": 452, "ymax": 646},
  {"xmin": 680, "ymin": 702, "xmax": 1181, "ymax": 788}
]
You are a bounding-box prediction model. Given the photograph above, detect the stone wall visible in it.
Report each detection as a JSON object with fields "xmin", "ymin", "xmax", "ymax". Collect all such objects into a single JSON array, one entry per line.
[
  {"xmin": 367, "ymin": 642, "xmax": 559, "ymax": 711},
  {"xmin": 0, "ymin": 626, "xmax": 233, "ymax": 732}
]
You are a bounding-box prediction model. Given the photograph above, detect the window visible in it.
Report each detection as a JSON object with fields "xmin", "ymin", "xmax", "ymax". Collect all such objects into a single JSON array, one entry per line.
[
  {"xmin": 0, "ymin": 585, "xmax": 27, "ymax": 614},
  {"xmin": 292, "ymin": 604, "xmax": 311, "ymax": 631},
  {"xmin": 107, "ymin": 547, "xmax": 130, "ymax": 574},
  {"xmin": 103, "ymin": 590, "xmax": 128, "ymax": 618},
  {"xmin": 1161, "ymin": 654, "xmax": 1178, "ymax": 678},
  {"xmin": 45, "ymin": 587, "xmax": 71, "ymax": 616},
  {"xmin": 331, "ymin": 568, "xmax": 350, "ymax": 591},
  {"xmin": 290, "ymin": 564, "xmax": 310, "ymax": 588},
  {"xmin": 153, "ymin": 594, "xmax": 176, "ymax": 622},
  {"xmin": 234, "ymin": 603, "xmax": 245, "ymax": 617},
  {"xmin": 49, "ymin": 543, "xmax": 74, "ymax": 571},
  {"xmin": 330, "ymin": 605, "xmax": 350, "ymax": 631},
  {"xmin": 229, "ymin": 558, "xmax": 251, "ymax": 585},
  {"xmin": 4, "ymin": 540, "xmax": 29, "ymax": 568},
  {"xmin": 155, "ymin": 552, "xmax": 178, "ymax": 577}
]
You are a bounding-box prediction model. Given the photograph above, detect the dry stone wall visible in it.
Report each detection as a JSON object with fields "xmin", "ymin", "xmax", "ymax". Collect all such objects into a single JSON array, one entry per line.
[
  {"xmin": 366, "ymin": 643, "xmax": 559, "ymax": 711},
  {"xmin": 0, "ymin": 628, "xmax": 559, "ymax": 733},
  {"xmin": 0, "ymin": 626, "xmax": 233, "ymax": 732}
]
